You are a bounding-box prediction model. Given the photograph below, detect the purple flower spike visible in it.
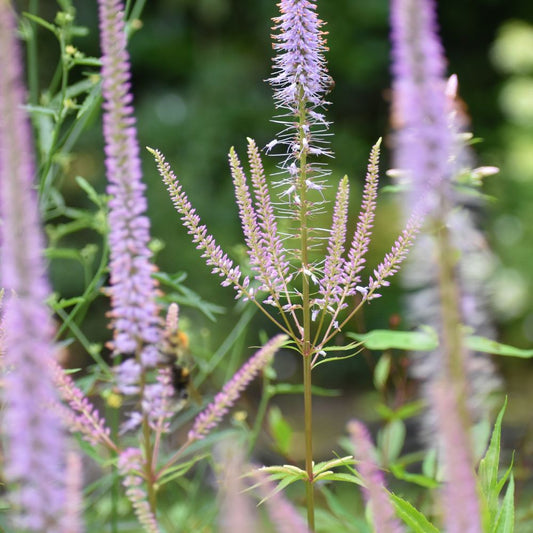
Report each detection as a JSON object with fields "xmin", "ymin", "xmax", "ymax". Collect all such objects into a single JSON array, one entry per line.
[
  {"xmin": 390, "ymin": 0, "xmax": 458, "ymax": 213},
  {"xmin": 348, "ymin": 421, "xmax": 405, "ymax": 533},
  {"xmin": 98, "ymin": 0, "xmax": 161, "ymax": 360},
  {"xmin": 271, "ymin": 0, "xmax": 330, "ymax": 114},
  {"xmin": 188, "ymin": 335, "xmax": 287, "ymax": 442},
  {"xmin": 432, "ymin": 384, "xmax": 482, "ymax": 533},
  {"xmin": 0, "ymin": 4, "xmax": 67, "ymax": 530}
]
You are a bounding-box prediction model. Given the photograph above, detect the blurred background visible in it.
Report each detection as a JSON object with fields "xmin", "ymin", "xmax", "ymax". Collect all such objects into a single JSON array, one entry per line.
[{"xmin": 14, "ymin": 0, "xmax": 533, "ymax": 491}]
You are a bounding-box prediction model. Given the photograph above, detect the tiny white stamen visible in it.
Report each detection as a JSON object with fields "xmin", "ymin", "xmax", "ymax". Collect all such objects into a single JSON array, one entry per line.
[
  {"xmin": 264, "ymin": 139, "xmax": 278, "ymax": 153},
  {"xmin": 355, "ymin": 285, "xmax": 368, "ymax": 298}
]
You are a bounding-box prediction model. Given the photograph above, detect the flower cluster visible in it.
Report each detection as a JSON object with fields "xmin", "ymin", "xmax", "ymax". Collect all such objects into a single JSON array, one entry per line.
[
  {"xmin": 118, "ymin": 448, "xmax": 161, "ymax": 533},
  {"xmin": 390, "ymin": 0, "xmax": 458, "ymax": 213},
  {"xmin": 432, "ymin": 385, "xmax": 482, "ymax": 533},
  {"xmin": 52, "ymin": 362, "xmax": 116, "ymax": 451},
  {"xmin": 0, "ymin": 3, "xmax": 67, "ymax": 530},
  {"xmin": 188, "ymin": 334, "xmax": 287, "ymax": 442},
  {"xmin": 98, "ymin": 0, "xmax": 161, "ymax": 367},
  {"xmin": 348, "ymin": 421, "xmax": 405, "ymax": 533}
]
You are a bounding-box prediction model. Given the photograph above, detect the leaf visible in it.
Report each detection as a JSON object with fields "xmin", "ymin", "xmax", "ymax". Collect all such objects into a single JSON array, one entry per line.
[
  {"xmin": 76, "ymin": 176, "xmax": 103, "ymax": 207},
  {"xmin": 466, "ymin": 336, "xmax": 533, "ymax": 358},
  {"xmin": 268, "ymin": 407, "xmax": 292, "ymax": 457},
  {"xmin": 268, "ymin": 383, "xmax": 341, "ymax": 397},
  {"xmin": 23, "ymin": 12, "xmax": 57, "ymax": 33},
  {"xmin": 389, "ymin": 463, "xmax": 439, "ymax": 489},
  {"xmin": 389, "ymin": 493, "xmax": 440, "ymax": 533},
  {"xmin": 374, "ymin": 353, "xmax": 391, "ymax": 390},
  {"xmin": 378, "ymin": 419, "xmax": 406, "ymax": 465},
  {"xmin": 313, "ymin": 472, "xmax": 363, "ymax": 485},
  {"xmin": 77, "ymin": 83, "xmax": 102, "ymax": 120},
  {"xmin": 22, "ymin": 104, "xmax": 58, "ymax": 118},
  {"xmin": 313, "ymin": 456, "xmax": 355, "ymax": 476},
  {"xmin": 157, "ymin": 455, "xmax": 209, "ymax": 487},
  {"xmin": 347, "ymin": 328, "xmax": 438, "ymax": 351},
  {"xmin": 492, "ymin": 475, "xmax": 515, "ymax": 533},
  {"xmin": 479, "ymin": 398, "xmax": 507, "ymax": 510}
]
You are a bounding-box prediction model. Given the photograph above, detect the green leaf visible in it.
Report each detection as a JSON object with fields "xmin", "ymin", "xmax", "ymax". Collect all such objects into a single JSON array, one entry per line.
[
  {"xmin": 72, "ymin": 56, "xmax": 102, "ymax": 67},
  {"xmin": 389, "ymin": 463, "xmax": 439, "ymax": 488},
  {"xmin": 22, "ymin": 104, "xmax": 58, "ymax": 119},
  {"xmin": 390, "ymin": 494, "xmax": 440, "ymax": 533},
  {"xmin": 313, "ymin": 472, "xmax": 363, "ymax": 485},
  {"xmin": 466, "ymin": 336, "xmax": 533, "ymax": 358},
  {"xmin": 347, "ymin": 328, "xmax": 438, "ymax": 351},
  {"xmin": 44, "ymin": 247, "xmax": 82, "ymax": 261},
  {"xmin": 479, "ymin": 398, "xmax": 507, "ymax": 511},
  {"xmin": 77, "ymin": 83, "xmax": 102, "ymax": 119},
  {"xmin": 374, "ymin": 353, "xmax": 391, "ymax": 390},
  {"xmin": 268, "ymin": 383, "xmax": 341, "ymax": 397},
  {"xmin": 268, "ymin": 407, "xmax": 292, "ymax": 457},
  {"xmin": 313, "ymin": 456, "xmax": 355, "ymax": 476},
  {"xmin": 76, "ymin": 176, "xmax": 103, "ymax": 206},
  {"xmin": 157, "ymin": 454, "xmax": 208, "ymax": 487},
  {"xmin": 23, "ymin": 12, "xmax": 57, "ymax": 33},
  {"xmin": 492, "ymin": 475, "xmax": 515, "ymax": 533},
  {"xmin": 378, "ymin": 419, "xmax": 406, "ymax": 465}
]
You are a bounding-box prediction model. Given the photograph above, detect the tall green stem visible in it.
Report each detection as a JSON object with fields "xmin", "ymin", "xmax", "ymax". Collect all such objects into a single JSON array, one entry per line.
[
  {"xmin": 297, "ymin": 91, "xmax": 315, "ymax": 530},
  {"xmin": 435, "ymin": 219, "xmax": 472, "ymax": 433},
  {"xmin": 303, "ymin": 353, "xmax": 315, "ymax": 531}
]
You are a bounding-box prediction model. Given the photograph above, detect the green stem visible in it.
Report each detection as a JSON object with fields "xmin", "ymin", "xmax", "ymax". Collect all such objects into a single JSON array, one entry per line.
[
  {"xmin": 303, "ymin": 353, "xmax": 315, "ymax": 531},
  {"xmin": 296, "ymin": 90, "xmax": 315, "ymax": 530},
  {"xmin": 142, "ymin": 415, "xmax": 157, "ymax": 514},
  {"xmin": 434, "ymin": 220, "xmax": 471, "ymax": 430}
]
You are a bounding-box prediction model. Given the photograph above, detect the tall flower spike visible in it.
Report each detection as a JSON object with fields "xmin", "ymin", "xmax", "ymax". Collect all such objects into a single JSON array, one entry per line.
[
  {"xmin": 344, "ymin": 138, "xmax": 381, "ymax": 295},
  {"xmin": 390, "ymin": 0, "xmax": 458, "ymax": 213},
  {"xmin": 118, "ymin": 448, "xmax": 161, "ymax": 533},
  {"xmin": 270, "ymin": 0, "xmax": 330, "ymax": 117},
  {"xmin": 269, "ymin": 0, "xmax": 333, "ymax": 204},
  {"xmin": 149, "ymin": 147, "xmax": 243, "ymax": 293},
  {"xmin": 431, "ymin": 384, "xmax": 482, "ymax": 533},
  {"xmin": 230, "ymin": 147, "xmax": 278, "ymax": 299},
  {"xmin": 315, "ymin": 176, "xmax": 349, "ymax": 311},
  {"xmin": 98, "ymin": 0, "xmax": 161, "ymax": 364},
  {"xmin": 348, "ymin": 421, "xmax": 405, "ymax": 533},
  {"xmin": 0, "ymin": 2, "xmax": 67, "ymax": 529},
  {"xmin": 246, "ymin": 138, "xmax": 292, "ymax": 302},
  {"xmin": 188, "ymin": 335, "xmax": 287, "ymax": 442}
]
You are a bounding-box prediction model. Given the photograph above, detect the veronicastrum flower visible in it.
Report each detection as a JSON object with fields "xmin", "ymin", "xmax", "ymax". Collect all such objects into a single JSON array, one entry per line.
[
  {"xmin": 98, "ymin": 0, "xmax": 161, "ymax": 372},
  {"xmin": 0, "ymin": 2, "xmax": 67, "ymax": 529}
]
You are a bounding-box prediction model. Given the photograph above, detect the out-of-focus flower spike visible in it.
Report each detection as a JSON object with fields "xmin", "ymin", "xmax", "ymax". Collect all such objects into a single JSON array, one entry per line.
[
  {"xmin": 217, "ymin": 443, "xmax": 258, "ymax": 532},
  {"xmin": 98, "ymin": 0, "xmax": 161, "ymax": 361},
  {"xmin": 316, "ymin": 176, "xmax": 349, "ymax": 310},
  {"xmin": 118, "ymin": 448, "xmax": 161, "ymax": 533},
  {"xmin": 432, "ymin": 384, "xmax": 482, "ymax": 533},
  {"xmin": 348, "ymin": 421, "xmax": 405, "ymax": 533},
  {"xmin": 188, "ymin": 335, "xmax": 287, "ymax": 442},
  {"xmin": 150, "ymin": 147, "xmax": 243, "ymax": 291},
  {"xmin": 165, "ymin": 302, "xmax": 179, "ymax": 333},
  {"xmin": 390, "ymin": 0, "xmax": 459, "ymax": 212},
  {"xmin": 64, "ymin": 450, "xmax": 84, "ymax": 533},
  {"xmin": 0, "ymin": 3, "xmax": 68, "ymax": 530},
  {"xmin": 254, "ymin": 469, "xmax": 310, "ymax": 533},
  {"xmin": 52, "ymin": 362, "xmax": 117, "ymax": 451}
]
